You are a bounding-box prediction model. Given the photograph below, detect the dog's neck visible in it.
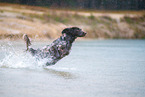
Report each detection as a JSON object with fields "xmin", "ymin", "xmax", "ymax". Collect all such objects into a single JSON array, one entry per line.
[{"xmin": 61, "ymin": 33, "xmax": 76, "ymax": 43}]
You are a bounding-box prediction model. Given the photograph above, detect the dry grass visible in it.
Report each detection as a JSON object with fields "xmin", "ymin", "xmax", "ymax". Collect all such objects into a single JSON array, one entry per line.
[{"xmin": 0, "ymin": 3, "xmax": 145, "ymax": 40}]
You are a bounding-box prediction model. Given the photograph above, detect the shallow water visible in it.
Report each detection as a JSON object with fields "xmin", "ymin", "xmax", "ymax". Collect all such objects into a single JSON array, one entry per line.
[{"xmin": 0, "ymin": 40, "xmax": 145, "ymax": 97}]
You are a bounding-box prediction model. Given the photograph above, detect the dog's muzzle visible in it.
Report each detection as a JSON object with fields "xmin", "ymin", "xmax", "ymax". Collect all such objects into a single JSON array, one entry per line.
[{"xmin": 79, "ymin": 31, "xmax": 87, "ymax": 37}]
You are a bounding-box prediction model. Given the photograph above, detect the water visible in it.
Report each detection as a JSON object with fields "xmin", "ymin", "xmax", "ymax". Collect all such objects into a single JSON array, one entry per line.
[{"xmin": 0, "ymin": 40, "xmax": 145, "ymax": 97}]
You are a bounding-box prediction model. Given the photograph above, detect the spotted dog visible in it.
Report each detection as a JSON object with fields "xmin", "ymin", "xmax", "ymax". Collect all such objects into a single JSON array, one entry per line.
[{"xmin": 24, "ymin": 27, "xmax": 86, "ymax": 66}]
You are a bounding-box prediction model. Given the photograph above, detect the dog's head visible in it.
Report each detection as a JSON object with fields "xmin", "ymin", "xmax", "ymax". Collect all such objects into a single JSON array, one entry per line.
[{"xmin": 62, "ymin": 27, "xmax": 86, "ymax": 37}]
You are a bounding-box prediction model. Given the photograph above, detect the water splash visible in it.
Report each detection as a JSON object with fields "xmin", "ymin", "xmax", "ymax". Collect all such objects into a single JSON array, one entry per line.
[
  {"xmin": 0, "ymin": 42, "xmax": 47, "ymax": 69},
  {"xmin": 0, "ymin": 41, "xmax": 77, "ymax": 73}
]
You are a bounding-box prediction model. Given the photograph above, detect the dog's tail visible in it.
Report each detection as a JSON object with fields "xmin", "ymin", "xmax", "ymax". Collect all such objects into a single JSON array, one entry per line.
[{"xmin": 23, "ymin": 34, "xmax": 31, "ymax": 51}]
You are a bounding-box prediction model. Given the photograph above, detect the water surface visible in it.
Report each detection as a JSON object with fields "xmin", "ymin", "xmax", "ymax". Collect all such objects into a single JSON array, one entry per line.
[{"xmin": 0, "ymin": 40, "xmax": 145, "ymax": 97}]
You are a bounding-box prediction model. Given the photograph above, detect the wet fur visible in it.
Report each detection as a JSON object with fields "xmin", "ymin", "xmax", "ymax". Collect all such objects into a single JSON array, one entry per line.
[{"xmin": 24, "ymin": 27, "xmax": 86, "ymax": 66}]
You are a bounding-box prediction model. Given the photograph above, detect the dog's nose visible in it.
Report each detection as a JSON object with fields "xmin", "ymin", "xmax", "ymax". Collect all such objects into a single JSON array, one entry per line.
[{"xmin": 84, "ymin": 32, "xmax": 87, "ymax": 35}]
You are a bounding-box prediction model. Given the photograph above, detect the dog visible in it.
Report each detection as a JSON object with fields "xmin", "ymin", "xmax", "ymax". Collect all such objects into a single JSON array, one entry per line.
[{"xmin": 24, "ymin": 27, "xmax": 86, "ymax": 66}]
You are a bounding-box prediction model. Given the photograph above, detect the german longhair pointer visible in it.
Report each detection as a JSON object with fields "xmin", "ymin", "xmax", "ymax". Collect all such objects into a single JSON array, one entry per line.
[{"xmin": 24, "ymin": 27, "xmax": 86, "ymax": 66}]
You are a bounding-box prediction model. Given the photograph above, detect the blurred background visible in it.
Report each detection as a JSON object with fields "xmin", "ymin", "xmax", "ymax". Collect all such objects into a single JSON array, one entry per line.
[{"xmin": 0, "ymin": 0, "xmax": 145, "ymax": 40}]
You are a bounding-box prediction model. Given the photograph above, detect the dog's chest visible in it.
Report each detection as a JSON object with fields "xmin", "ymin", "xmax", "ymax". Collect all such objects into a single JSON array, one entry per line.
[{"xmin": 57, "ymin": 41, "xmax": 67, "ymax": 49}]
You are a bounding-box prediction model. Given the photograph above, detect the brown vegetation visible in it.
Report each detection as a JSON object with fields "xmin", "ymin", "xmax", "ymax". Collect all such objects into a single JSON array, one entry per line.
[{"xmin": 0, "ymin": 3, "xmax": 145, "ymax": 40}]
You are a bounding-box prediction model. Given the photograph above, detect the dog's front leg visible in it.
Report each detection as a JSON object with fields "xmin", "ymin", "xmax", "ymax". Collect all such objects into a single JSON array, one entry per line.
[
  {"xmin": 50, "ymin": 46, "xmax": 61, "ymax": 59},
  {"xmin": 58, "ymin": 45, "xmax": 70, "ymax": 58},
  {"xmin": 61, "ymin": 42, "xmax": 71, "ymax": 56}
]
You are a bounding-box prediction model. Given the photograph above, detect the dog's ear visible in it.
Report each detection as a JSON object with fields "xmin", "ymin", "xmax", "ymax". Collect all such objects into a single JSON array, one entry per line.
[{"xmin": 62, "ymin": 28, "xmax": 70, "ymax": 35}]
